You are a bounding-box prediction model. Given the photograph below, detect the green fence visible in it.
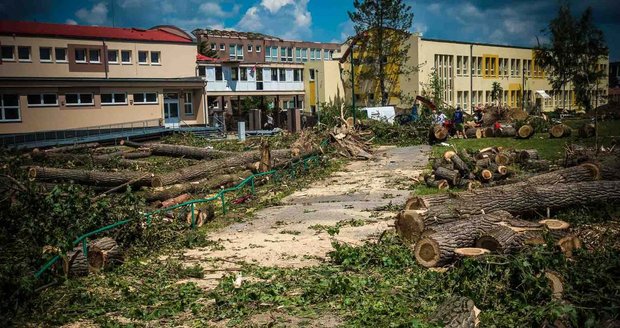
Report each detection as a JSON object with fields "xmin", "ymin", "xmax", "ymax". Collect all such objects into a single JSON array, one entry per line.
[{"xmin": 35, "ymin": 153, "xmax": 323, "ymax": 279}]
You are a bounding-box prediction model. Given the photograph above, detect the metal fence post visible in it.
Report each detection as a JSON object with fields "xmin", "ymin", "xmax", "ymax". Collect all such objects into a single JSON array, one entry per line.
[{"xmin": 191, "ymin": 203, "xmax": 196, "ymax": 229}]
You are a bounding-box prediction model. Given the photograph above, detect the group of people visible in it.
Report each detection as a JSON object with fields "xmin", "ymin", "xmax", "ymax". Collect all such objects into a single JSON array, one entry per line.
[{"xmin": 431, "ymin": 106, "xmax": 469, "ymax": 139}]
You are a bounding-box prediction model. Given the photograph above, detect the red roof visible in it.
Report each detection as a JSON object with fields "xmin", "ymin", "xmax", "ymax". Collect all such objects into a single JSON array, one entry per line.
[
  {"xmin": 196, "ymin": 53, "xmax": 219, "ymax": 62},
  {"xmin": 0, "ymin": 20, "xmax": 193, "ymax": 43}
]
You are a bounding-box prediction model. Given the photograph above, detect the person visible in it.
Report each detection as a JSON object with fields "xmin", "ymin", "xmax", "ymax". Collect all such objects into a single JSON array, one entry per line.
[
  {"xmin": 453, "ymin": 106, "xmax": 467, "ymax": 139},
  {"xmin": 264, "ymin": 113, "xmax": 274, "ymax": 130},
  {"xmin": 432, "ymin": 109, "xmax": 446, "ymax": 125},
  {"xmin": 473, "ymin": 106, "xmax": 483, "ymax": 127}
]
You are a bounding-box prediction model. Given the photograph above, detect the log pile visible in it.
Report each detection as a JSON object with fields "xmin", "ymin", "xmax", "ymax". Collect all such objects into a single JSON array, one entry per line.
[
  {"xmin": 329, "ymin": 125, "xmax": 373, "ymax": 160},
  {"xmin": 62, "ymin": 237, "xmax": 124, "ymax": 276}
]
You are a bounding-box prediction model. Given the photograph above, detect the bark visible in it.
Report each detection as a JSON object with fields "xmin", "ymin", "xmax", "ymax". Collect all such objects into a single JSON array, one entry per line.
[
  {"xmin": 578, "ymin": 123, "xmax": 596, "ymax": 138},
  {"xmin": 425, "ymin": 175, "xmax": 449, "ymax": 190},
  {"xmin": 494, "ymin": 152, "xmax": 513, "ymax": 166},
  {"xmin": 518, "ymin": 149, "xmax": 539, "ymax": 162},
  {"xmin": 429, "ymin": 296, "xmax": 480, "ymax": 328},
  {"xmin": 87, "ymin": 237, "xmax": 123, "ymax": 271},
  {"xmin": 495, "ymin": 126, "xmax": 516, "ymax": 138},
  {"xmin": 447, "ymin": 152, "xmax": 470, "ymax": 175},
  {"xmin": 549, "ymin": 124, "xmax": 572, "ymax": 138},
  {"xmin": 432, "ymin": 125, "xmax": 449, "ymax": 142},
  {"xmin": 161, "ymin": 193, "xmax": 191, "ymax": 208},
  {"xmin": 151, "ymin": 149, "xmax": 291, "ymax": 187},
  {"xmin": 474, "ymin": 226, "xmax": 526, "ymax": 254},
  {"xmin": 63, "ymin": 246, "xmax": 88, "ymax": 277},
  {"xmin": 465, "ymin": 128, "xmax": 478, "ymax": 139},
  {"xmin": 45, "ymin": 142, "xmax": 100, "ymax": 153},
  {"xmin": 27, "ymin": 166, "xmax": 154, "ymax": 187},
  {"xmin": 475, "ymin": 158, "xmax": 491, "ymax": 169},
  {"xmin": 517, "ymin": 124, "xmax": 535, "ymax": 139},
  {"xmin": 435, "ymin": 166, "xmax": 461, "ymax": 186},
  {"xmin": 120, "ymin": 140, "xmax": 234, "ymax": 160},
  {"xmin": 31, "ymin": 150, "xmax": 140, "ymax": 168},
  {"xmin": 484, "ymin": 127, "xmax": 495, "ymax": 138},
  {"xmin": 522, "ymin": 159, "xmax": 551, "ymax": 172}
]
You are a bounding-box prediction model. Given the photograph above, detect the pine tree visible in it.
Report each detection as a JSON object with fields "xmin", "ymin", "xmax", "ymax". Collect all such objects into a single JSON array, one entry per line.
[{"xmin": 348, "ymin": 0, "xmax": 414, "ymax": 106}]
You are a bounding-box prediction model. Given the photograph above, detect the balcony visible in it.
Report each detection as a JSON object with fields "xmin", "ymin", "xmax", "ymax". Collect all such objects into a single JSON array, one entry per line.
[{"xmin": 206, "ymin": 80, "xmax": 304, "ymax": 93}]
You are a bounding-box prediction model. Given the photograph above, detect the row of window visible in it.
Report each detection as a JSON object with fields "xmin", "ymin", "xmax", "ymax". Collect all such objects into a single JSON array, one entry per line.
[
  {"xmin": 0, "ymin": 45, "xmax": 160, "ymax": 65},
  {"xmin": 452, "ymin": 55, "xmax": 543, "ymax": 78},
  {"xmin": 265, "ymin": 46, "xmax": 334, "ymax": 62},
  {"xmin": 198, "ymin": 66, "xmax": 306, "ymax": 82}
]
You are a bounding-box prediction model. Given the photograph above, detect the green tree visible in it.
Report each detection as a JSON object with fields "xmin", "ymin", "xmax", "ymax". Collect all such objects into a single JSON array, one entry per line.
[
  {"xmin": 428, "ymin": 68, "xmax": 444, "ymax": 109},
  {"xmin": 198, "ymin": 41, "xmax": 219, "ymax": 58},
  {"xmin": 491, "ymin": 81, "xmax": 503, "ymax": 106},
  {"xmin": 348, "ymin": 0, "xmax": 414, "ymax": 106}
]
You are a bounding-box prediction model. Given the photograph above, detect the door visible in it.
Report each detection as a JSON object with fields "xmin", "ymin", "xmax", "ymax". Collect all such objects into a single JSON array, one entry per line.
[{"xmin": 164, "ymin": 93, "xmax": 180, "ymax": 127}]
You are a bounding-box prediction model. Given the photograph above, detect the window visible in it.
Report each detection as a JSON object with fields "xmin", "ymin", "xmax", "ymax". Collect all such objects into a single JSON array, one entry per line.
[
  {"xmin": 256, "ymin": 45, "xmax": 261, "ymax": 53},
  {"xmin": 265, "ymin": 46, "xmax": 276, "ymax": 61},
  {"xmin": 294, "ymin": 69, "xmax": 301, "ymax": 81},
  {"xmin": 248, "ymin": 44, "xmax": 253, "ymax": 52},
  {"xmin": 229, "ymin": 44, "xmax": 236, "ymax": 59},
  {"xmin": 75, "ymin": 48, "xmax": 86, "ymax": 63},
  {"xmin": 323, "ymin": 49, "xmax": 329, "ymax": 60},
  {"xmin": 89, "ymin": 49, "xmax": 100, "ymax": 63},
  {"xmin": 0, "ymin": 94, "xmax": 20, "ymax": 122},
  {"xmin": 310, "ymin": 48, "xmax": 315, "ymax": 60},
  {"xmin": 121, "ymin": 50, "xmax": 131, "ymax": 64},
  {"xmin": 39, "ymin": 47, "xmax": 52, "ymax": 62},
  {"xmin": 150, "ymin": 51, "xmax": 160, "ymax": 64},
  {"xmin": 107, "ymin": 50, "xmax": 118, "ymax": 63},
  {"xmin": 271, "ymin": 68, "xmax": 278, "ymax": 81},
  {"xmin": 65, "ymin": 93, "xmax": 94, "ymax": 106},
  {"xmin": 231, "ymin": 67, "xmax": 238, "ymax": 81},
  {"xmin": 281, "ymin": 47, "xmax": 287, "ymax": 62},
  {"xmin": 456, "ymin": 56, "xmax": 462, "ymax": 75},
  {"xmin": 220, "ymin": 44, "xmax": 225, "ymax": 51},
  {"xmin": 295, "ymin": 48, "xmax": 301, "ymax": 62},
  {"xmin": 133, "ymin": 92, "xmax": 158, "ymax": 104},
  {"xmin": 309, "ymin": 69, "xmax": 315, "ymax": 81},
  {"xmin": 55, "ymin": 48, "xmax": 67, "ymax": 62},
  {"xmin": 101, "ymin": 93, "xmax": 127, "ymax": 105},
  {"xmin": 210, "ymin": 43, "xmax": 216, "ymax": 50},
  {"xmin": 138, "ymin": 51, "xmax": 148, "ymax": 64},
  {"xmin": 279, "ymin": 68, "xmax": 286, "ymax": 82},
  {"xmin": 281, "ymin": 47, "xmax": 292, "ymax": 61},
  {"xmin": 215, "ymin": 66, "xmax": 223, "ymax": 80},
  {"xmin": 27, "ymin": 93, "xmax": 58, "ymax": 107},
  {"xmin": 1, "ymin": 45, "xmax": 14, "ymax": 61},
  {"xmin": 198, "ymin": 66, "xmax": 206, "ymax": 77},
  {"xmin": 240, "ymin": 68, "xmax": 247, "ymax": 81},
  {"xmin": 236, "ymin": 44, "xmax": 243, "ymax": 60},
  {"xmin": 18, "ymin": 46, "xmax": 31, "ymax": 62},
  {"xmin": 301, "ymin": 48, "xmax": 308, "ymax": 62},
  {"xmin": 184, "ymin": 92, "xmax": 193, "ymax": 115}
]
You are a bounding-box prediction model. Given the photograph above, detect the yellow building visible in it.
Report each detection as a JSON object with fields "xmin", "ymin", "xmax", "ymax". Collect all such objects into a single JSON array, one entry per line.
[
  {"xmin": 341, "ymin": 32, "xmax": 609, "ymax": 113},
  {"xmin": 303, "ymin": 60, "xmax": 346, "ymax": 115}
]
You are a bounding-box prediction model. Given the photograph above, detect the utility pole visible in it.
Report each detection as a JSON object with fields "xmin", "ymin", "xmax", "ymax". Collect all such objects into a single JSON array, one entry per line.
[{"xmin": 350, "ymin": 46, "xmax": 356, "ymax": 125}]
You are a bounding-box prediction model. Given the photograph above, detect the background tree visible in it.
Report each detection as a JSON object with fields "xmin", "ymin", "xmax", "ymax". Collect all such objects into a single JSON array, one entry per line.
[
  {"xmin": 348, "ymin": 0, "xmax": 414, "ymax": 106},
  {"xmin": 491, "ymin": 82, "xmax": 503, "ymax": 106},
  {"xmin": 199, "ymin": 41, "xmax": 219, "ymax": 58}
]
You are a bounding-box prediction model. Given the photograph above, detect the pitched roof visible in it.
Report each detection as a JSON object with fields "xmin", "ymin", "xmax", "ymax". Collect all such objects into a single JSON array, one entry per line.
[
  {"xmin": 196, "ymin": 53, "xmax": 219, "ymax": 62},
  {"xmin": 0, "ymin": 20, "xmax": 193, "ymax": 43}
]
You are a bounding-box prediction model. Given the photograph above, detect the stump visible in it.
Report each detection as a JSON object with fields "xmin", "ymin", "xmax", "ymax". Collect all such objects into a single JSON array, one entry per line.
[
  {"xmin": 88, "ymin": 237, "xmax": 123, "ymax": 272},
  {"xmin": 556, "ymin": 235, "xmax": 582, "ymax": 257},
  {"xmin": 63, "ymin": 246, "xmax": 89, "ymax": 277},
  {"xmin": 517, "ymin": 124, "xmax": 535, "ymax": 139},
  {"xmin": 549, "ymin": 124, "xmax": 572, "ymax": 138}
]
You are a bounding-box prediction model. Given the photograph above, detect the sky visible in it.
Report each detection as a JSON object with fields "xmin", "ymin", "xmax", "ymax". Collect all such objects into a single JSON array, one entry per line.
[{"xmin": 0, "ymin": 0, "xmax": 618, "ymax": 61}]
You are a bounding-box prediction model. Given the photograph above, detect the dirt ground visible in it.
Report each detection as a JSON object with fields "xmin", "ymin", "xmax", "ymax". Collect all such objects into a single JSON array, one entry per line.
[{"xmin": 177, "ymin": 145, "xmax": 430, "ymax": 290}]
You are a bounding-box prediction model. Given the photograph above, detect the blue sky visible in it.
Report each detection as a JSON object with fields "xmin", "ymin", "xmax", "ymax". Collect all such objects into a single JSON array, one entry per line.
[{"xmin": 1, "ymin": 0, "xmax": 618, "ymax": 60}]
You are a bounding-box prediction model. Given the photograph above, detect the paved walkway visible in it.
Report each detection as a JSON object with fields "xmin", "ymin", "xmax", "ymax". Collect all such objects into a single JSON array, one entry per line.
[{"xmin": 180, "ymin": 145, "xmax": 431, "ymax": 288}]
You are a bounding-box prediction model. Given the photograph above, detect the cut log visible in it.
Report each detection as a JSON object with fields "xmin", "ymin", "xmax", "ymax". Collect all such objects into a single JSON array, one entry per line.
[
  {"xmin": 516, "ymin": 124, "xmax": 535, "ymax": 139},
  {"xmin": 432, "ymin": 125, "xmax": 449, "ymax": 142},
  {"xmin": 151, "ymin": 149, "xmax": 291, "ymax": 187},
  {"xmin": 494, "ymin": 152, "xmax": 512, "ymax": 166},
  {"xmin": 87, "ymin": 237, "xmax": 123, "ymax": 272},
  {"xmin": 429, "ymin": 296, "xmax": 480, "ymax": 328},
  {"xmin": 549, "ymin": 124, "xmax": 572, "ymax": 138},
  {"xmin": 479, "ymin": 169, "xmax": 493, "ymax": 181},
  {"xmin": 475, "ymin": 158, "xmax": 491, "ymax": 169},
  {"xmin": 259, "ymin": 139, "xmax": 271, "ymax": 172},
  {"xmin": 496, "ymin": 126, "xmax": 516, "ymax": 138},
  {"xmin": 526, "ymin": 163, "xmax": 599, "ymax": 185},
  {"xmin": 475, "ymin": 128, "xmax": 484, "ymax": 139},
  {"xmin": 545, "ymin": 271, "xmax": 564, "ymax": 300},
  {"xmin": 121, "ymin": 151, "xmax": 152, "ymax": 159},
  {"xmin": 434, "ymin": 166, "xmax": 461, "ymax": 186},
  {"xmin": 27, "ymin": 166, "xmax": 153, "ymax": 187},
  {"xmin": 518, "ymin": 149, "xmax": 539, "ymax": 162},
  {"xmin": 185, "ymin": 209, "xmax": 211, "ymax": 227},
  {"xmin": 161, "ymin": 193, "xmax": 191, "ymax": 208},
  {"xmin": 63, "ymin": 246, "xmax": 89, "ymax": 277},
  {"xmin": 496, "ymin": 165, "xmax": 509, "ymax": 176},
  {"xmin": 425, "ymin": 176, "xmax": 449, "ymax": 190},
  {"xmin": 474, "ymin": 226, "xmax": 519, "ymax": 253},
  {"xmin": 120, "ymin": 140, "xmax": 234, "ymax": 160},
  {"xmin": 484, "ymin": 127, "xmax": 495, "ymax": 138},
  {"xmin": 454, "ymin": 248, "xmax": 490, "ymax": 258},
  {"xmin": 556, "ymin": 235, "xmax": 582, "ymax": 257},
  {"xmin": 443, "ymin": 150, "xmax": 457, "ymax": 161},
  {"xmin": 447, "ymin": 153, "xmax": 470, "ymax": 175},
  {"xmin": 46, "ymin": 142, "xmax": 100, "ymax": 153},
  {"xmin": 465, "ymin": 128, "xmax": 478, "ymax": 139},
  {"xmin": 31, "ymin": 150, "xmax": 140, "ymax": 168},
  {"xmin": 578, "ymin": 123, "xmax": 596, "ymax": 138}
]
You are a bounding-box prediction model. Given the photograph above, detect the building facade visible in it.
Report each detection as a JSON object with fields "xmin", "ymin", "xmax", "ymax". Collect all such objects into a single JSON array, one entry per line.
[
  {"xmin": 193, "ymin": 29, "xmax": 342, "ymax": 124},
  {"xmin": 342, "ymin": 32, "xmax": 609, "ymax": 113},
  {"xmin": 0, "ymin": 21, "xmax": 205, "ymax": 135}
]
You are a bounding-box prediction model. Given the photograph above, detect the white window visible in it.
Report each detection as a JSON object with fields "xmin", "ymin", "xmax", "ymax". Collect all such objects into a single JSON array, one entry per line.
[
  {"xmin": 65, "ymin": 93, "xmax": 94, "ymax": 106},
  {"xmin": 256, "ymin": 45, "xmax": 261, "ymax": 53},
  {"xmin": 150, "ymin": 51, "xmax": 160, "ymax": 64},
  {"xmin": 295, "ymin": 48, "xmax": 301, "ymax": 62},
  {"xmin": 236, "ymin": 44, "xmax": 243, "ymax": 60},
  {"xmin": 89, "ymin": 49, "xmax": 100, "ymax": 63},
  {"xmin": 247, "ymin": 44, "xmax": 253, "ymax": 52},
  {"xmin": 210, "ymin": 43, "xmax": 216, "ymax": 50},
  {"xmin": 279, "ymin": 68, "xmax": 286, "ymax": 81},
  {"xmin": 184, "ymin": 92, "xmax": 193, "ymax": 114},
  {"xmin": 18, "ymin": 46, "xmax": 31, "ymax": 62},
  {"xmin": 55, "ymin": 48, "xmax": 67, "ymax": 62},
  {"xmin": 101, "ymin": 93, "xmax": 127, "ymax": 105},
  {"xmin": 0, "ymin": 94, "xmax": 20, "ymax": 122},
  {"xmin": 1, "ymin": 45, "xmax": 14, "ymax": 61},
  {"xmin": 75, "ymin": 48, "xmax": 86, "ymax": 63},
  {"xmin": 107, "ymin": 50, "xmax": 118, "ymax": 63},
  {"xmin": 310, "ymin": 49, "xmax": 315, "ymax": 60},
  {"xmin": 133, "ymin": 92, "xmax": 158, "ymax": 104},
  {"xmin": 121, "ymin": 50, "xmax": 131, "ymax": 64},
  {"xmin": 27, "ymin": 93, "xmax": 58, "ymax": 107},
  {"xmin": 138, "ymin": 51, "xmax": 148, "ymax": 64},
  {"xmin": 301, "ymin": 48, "xmax": 307, "ymax": 62},
  {"xmin": 220, "ymin": 43, "xmax": 225, "ymax": 51},
  {"xmin": 39, "ymin": 47, "xmax": 52, "ymax": 62}
]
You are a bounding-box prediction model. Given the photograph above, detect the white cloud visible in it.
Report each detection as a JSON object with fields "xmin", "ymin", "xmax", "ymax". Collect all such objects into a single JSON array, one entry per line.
[
  {"xmin": 261, "ymin": 0, "xmax": 294, "ymax": 14},
  {"xmin": 236, "ymin": 0, "xmax": 312, "ymax": 40},
  {"xmin": 65, "ymin": 19, "xmax": 78, "ymax": 25},
  {"xmin": 413, "ymin": 22, "xmax": 428, "ymax": 35},
  {"xmin": 427, "ymin": 3, "xmax": 441, "ymax": 15},
  {"xmin": 200, "ymin": 2, "xmax": 240, "ymax": 18},
  {"xmin": 75, "ymin": 2, "xmax": 108, "ymax": 25}
]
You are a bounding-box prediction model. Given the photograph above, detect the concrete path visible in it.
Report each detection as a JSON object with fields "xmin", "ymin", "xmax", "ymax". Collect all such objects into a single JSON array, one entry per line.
[{"xmin": 180, "ymin": 145, "xmax": 431, "ymax": 288}]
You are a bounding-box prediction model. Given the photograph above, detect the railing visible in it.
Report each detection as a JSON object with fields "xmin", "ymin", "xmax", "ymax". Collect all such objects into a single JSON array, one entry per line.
[
  {"xmin": 1, "ymin": 119, "xmax": 163, "ymax": 148},
  {"xmin": 34, "ymin": 152, "xmax": 324, "ymax": 279}
]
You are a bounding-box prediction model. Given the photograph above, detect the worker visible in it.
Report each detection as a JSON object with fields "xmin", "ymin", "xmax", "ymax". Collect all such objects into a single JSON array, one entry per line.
[
  {"xmin": 453, "ymin": 106, "xmax": 467, "ymax": 139},
  {"xmin": 432, "ymin": 109, "xmax": 446, "ymax": 125},
  {"xmin": 473, "ymin": 107, "xmax": 483, "ymax": 127},
  {"xmin": 264, "ymin": 113, "xmax": 274, "ymax": 130}
]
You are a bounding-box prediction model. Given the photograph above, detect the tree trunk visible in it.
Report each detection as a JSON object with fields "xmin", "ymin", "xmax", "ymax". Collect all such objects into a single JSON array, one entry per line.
[
  {"xmin": 63, "ymin": 246, "xmax": 89, "ymax": 277},
  {"xmin": 578, "ymin": 123, "xmax": 595, "ymax": 138},
  {"xmin": 434, "ymin": 166, "xmax": 461, "ymax": 186},
  {"xmin": 27, "ymin": 166, "xmax": 154, "ymax": 187},
  {"xmin": 549, "ymin": 124, "xmax": 572, "ymax": 138},
  {"xmin": 31, "ymin": 150, "xmax": 140, "ymax": 168},
  {"xmin": 496, "ymin": 126, "xmax": 516, "ymax": 138},
  {"xmin": 151, "ymin": 149, "xmax": 291, "ymax": 187},
  {"xmin": 87, "ymin": 237, "xmax": 123, "ymax": 272},
  {"xmin": 425, "ymin": 176, "xmax": 449, "ymax": 190},
  {"xmin": 465, "ymin": 128, "xmax": 478, "ymax": 139},
  {"xmin": 161, "ymin": 193, "xmax": 191, "ymax": 208},
  {"xmin": 516, "ymin": 124, "xmax": 535, "ymax": 139},
  {"xmin": 432, "ymin": 125, "xmax": 449, "ymax": 142},
  {"xmin": 446, "ymin": 152, "xmax": 469, "ymax": 175},
  {"xmin": 429, "ymin": 296, "xmax": 480, "ymax": 328},
  {"xmin": 484, "ymin": 127, "xmax": 495, "ymax": 138},
  {"xmin": 120, "ymin": 140, "xmax": 234, "ymax": 160},
  {"xmin": 45, "ymin": 142, "xmax": 100, "ymax": 153},
  {"xmin": 518, "ymin": 149, "xmax": 539, "ymax": 162}
]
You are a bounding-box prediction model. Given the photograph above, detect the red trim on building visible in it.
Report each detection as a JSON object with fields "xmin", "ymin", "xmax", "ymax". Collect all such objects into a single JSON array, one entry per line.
[
  {"xmin": 196, "ymin": 54, "xmax": 220, "ymax": 62},
  {"xmin": 0, "ymin": 20, "xmax": 193, "ymax": 43}
]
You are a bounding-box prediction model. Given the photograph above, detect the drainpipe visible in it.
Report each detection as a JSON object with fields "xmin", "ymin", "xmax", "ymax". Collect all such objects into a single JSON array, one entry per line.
[
  {"xmin": 521, "ymin": 63, "xmax": 525, "ymax": 111},
  {"xmin": 103, "ymin": 39, "xmax": 108, "ymax": 79},
  {"xmin": 469, "ymin": 44, "xmax": 473, "ymax": 114},
  {"xmin": 203, "ymin": 79, "xmax": 209, "ymax": 126}
]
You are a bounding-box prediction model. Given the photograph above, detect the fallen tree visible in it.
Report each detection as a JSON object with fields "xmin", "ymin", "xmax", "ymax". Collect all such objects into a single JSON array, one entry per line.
[
  {"xmin": 27, "ymin": 166, "xmax": 154, "ymax": 187},
  {"xmin": 120, "ymin": 140, "xmax": 234, "ymax": 160}
]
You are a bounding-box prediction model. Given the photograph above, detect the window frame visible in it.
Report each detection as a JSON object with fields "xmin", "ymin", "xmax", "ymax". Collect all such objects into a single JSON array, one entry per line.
[
  {"xmin": 247, "ymin": 44, "xmax": 253, "ymax": 52},
  {"xmin": 75, "ymin": 48, "xmax": 87, "ymax": 63},
  {"xmin": 89, "ymin": 48, "xmax": 101, "ymax": 63},
  {"xmin": 39, "ymin": 47, "xmax": 53, "ymax": 63},
  {"xmin": 240, "ymin": 67, "xmax": 247, "ymax": 81},
  {"xmin": 210, "ymin": 43, "xmax": 216, "ymax": 50},
  {"xmin": 0, "ymin": 94, "xmax": 20, "ymax": 122},
  {"xmin": 107, "ymin": 49, "xmax": 119, "ymax": 64},
  {"xmin": 55, "ymin": 48, "xmax": 67, "ymax": 63},
  {"xmin": 150, "ymin": 51, "xmax": 161, "ymax": 65},
  {"xmin": 18, "ymin": 46, "xmax": 31, "ymax": 62},
  {"xmin": 256, "ymin": 45, "xmax": 261, "ymax": 53},
  {"xmin": 236, "ymin": 44, "xmax": 244, "ymax": 60},
  {"xmin": 220, "ymin": 44, "xmax": 226, "ymax": 51},
  {"xmin": 100, "ymin": 92, "xmax": 128, "ymax": 105},
  {"xmin": 279, "ymin": 68, "xmax": 286, "ymax": 82},
  {"xmin": 132, "ymin": 92, "xmax": 158, "ymax": 104},
  {"xmin": 137, "ymin": 51, "xmax": 149, "ymax": 65},
  {"xmin": 121, "ymin": 50, "xmax": 132, "ymax": 64},
  {"xmin": 1, "ymin": 45, "xmax": 15, "ymax": 61},
  {"xmin": 64, "ymin": 93, "xmax": 94, "ymax": 106},
  {"xmin": 271, "ymin": 68, "xmax": 278, "ymax": 81},
  {"xmin": 215, "ymin": 66, "xmax": 223, "ymax": 81},
  {"xmin": 27, "ymin": 93, "xmax": 58, "ymax": 107},
  {"xmin": 184, "ymin": 92, "xmax": 194, "ymax": 115}
]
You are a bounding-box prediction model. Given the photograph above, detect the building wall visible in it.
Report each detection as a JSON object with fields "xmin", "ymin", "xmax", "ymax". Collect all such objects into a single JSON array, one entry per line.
[
  {"xmin": 0, "ymin": 35, "xmax": 197, "ymax": 79},
  {"xmin": 304, "ymin": 60, "xmax": 345, "ymax": 113}
]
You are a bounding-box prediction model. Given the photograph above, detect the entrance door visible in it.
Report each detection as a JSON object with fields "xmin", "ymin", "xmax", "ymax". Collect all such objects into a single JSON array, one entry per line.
[{"xmin": 164, "ymin": 93, "xmax": 180, "ymax": 127}]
